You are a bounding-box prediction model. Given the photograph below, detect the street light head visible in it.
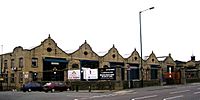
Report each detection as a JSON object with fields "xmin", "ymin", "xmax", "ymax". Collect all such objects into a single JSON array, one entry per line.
[
  {"xmin": 149, "ymin": 7, "xmax": 154, "ymax": 10},
  {"xmin": 140, "ymin": 7, "xmax": 155, "ymax": 13}
]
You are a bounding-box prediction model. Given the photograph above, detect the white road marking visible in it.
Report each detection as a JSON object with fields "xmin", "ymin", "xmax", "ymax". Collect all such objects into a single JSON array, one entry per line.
[
  {"xmin": 132, "ymin": 95, "xmax": 157, "ymax": 100},
  {"xmin": 114, "ymin": 90, "xmax": 135, "ymax": 94},
  {"xmin": 194, "ymin": 91, "xmax": 200, "ymax": 94},
  {"xmin": 170, "ymin": 90, "xmax": 190, "ymax": 94},
  {"xmin": 79, "ymin": 91, "xmax": 134, "ymax": 100},
  {"xmin": 85, "ymin": 93, "xmax": 119, "ymax": 99},
  {"xmin": 163, "ymin": 95, "xmax": 183, "ymax": 100},
  {"xmin": 90, "ymin": 94, "xmax": 117, "ymax": 98}
]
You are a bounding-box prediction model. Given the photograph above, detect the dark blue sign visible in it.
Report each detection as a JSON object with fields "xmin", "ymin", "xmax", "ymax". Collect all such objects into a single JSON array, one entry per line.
[{"xmin": 98, "ymin": 68, "xmax": 116, "ymax": 80}]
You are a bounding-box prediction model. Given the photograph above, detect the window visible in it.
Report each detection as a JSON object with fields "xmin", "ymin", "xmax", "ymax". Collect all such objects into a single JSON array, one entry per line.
[
  {"xmin": 121, "ymin": 67, "xmax": 125, "ymax": 80},
  {"xmin": 19, "ymin": 72, "xmax": 23, "ymax": 83},
  {"xmin": 128, "ymin": 64, "xmax": 139, "ymax": 80},
  {"xmin": 112, "ymin": 54, "xmax": 116, "ymax": 58},
  {"xmin": 84, "ymin": 51, "xmax": 88, "ymax": 56},
  {"xmin": 185, "ymin": 70, "xmax": 198, "ymax": 79},
  {"xmin": 134, "ymin": 57, "xmax": 138, "ymax": 61},
  {"xmin": 11, "ymin": 59, "xmax": 15, "ymax": 68},
  {"xmin": 72, "ymin": 64, "xmax": 79, "ymax": 69},
  {"xmin": 130, "ymin": 67, "xmax": 139, "ymax": 80},
  {"xmin": 4, "ymin": 60, "xmax": 8, "ymax": 69},
  {"xmin": 103, "ymin": 65, "xmax": 109, "ymax": 68},
  {"xmin": 151, "ymin": 65, "xmax": 158, "ymax": 79},
  {"xmin": 32, "ymin": 58, "xmax": 38, "ymax": 67},
  {"xmin": 19, "ymin": 58, "xmax": 23, "ymax": 68},
  {"xmin": 4, "ymin": 74, "xmax": 8, "ymax": 83},
  {"xmin": 47, "ymin": 47, "xmax": 52, "ymax": 52},
  {"xmin": 11, "ymin": 73, "xmax": 15, "ymax": 83}
]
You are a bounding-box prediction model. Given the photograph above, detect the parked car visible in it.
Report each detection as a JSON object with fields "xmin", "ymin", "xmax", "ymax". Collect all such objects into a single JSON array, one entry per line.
[
  {"xmin": 21, "ymin": 82, "xmax": 43, "ymax": 92},
  {"xmin": 43, "ymin": 82, "xmax": 71, "ymax": 92}
]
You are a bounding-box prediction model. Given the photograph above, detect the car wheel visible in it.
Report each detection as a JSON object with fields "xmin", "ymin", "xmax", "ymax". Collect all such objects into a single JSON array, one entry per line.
[
  {"xmin": 51, "ymin": 89, "xmax": 55, "ymax": 92},
  {"xmin": 28, "ymin": 88, "xmax": 31, "ymax": 92}
]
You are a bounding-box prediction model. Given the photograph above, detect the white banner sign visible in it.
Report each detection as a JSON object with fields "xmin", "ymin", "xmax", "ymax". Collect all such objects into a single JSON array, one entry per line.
[
  {"xmin": 83, "ymin": 68, "xmax": 98, "ymax": 80},
  {"xmin": 68, "ymin": 70, "xmax": 80, "ymax": 79}
]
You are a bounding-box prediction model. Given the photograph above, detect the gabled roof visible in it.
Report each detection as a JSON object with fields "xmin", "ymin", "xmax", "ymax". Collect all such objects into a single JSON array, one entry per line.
[
  {"xmin": 30, "ymin": 34, "xmax": 69, "ymax": 55},
  {"xmin": 146, "ymin": 51, "xmax": 159, "ymax": 65},
  {"xmin": 126, "ymin": 48, "xmax": 141, "ymax": 64},
  {"xmin": 163, "ymin": 53, "xmax": 176, "ymax": 66},
  {"xmin": 70, "ymin": 40, "xmax": 99, "ymax": 60},
  {"xmin": 101, "ymin": 44, "xmax": 124, "ymax": 62}
]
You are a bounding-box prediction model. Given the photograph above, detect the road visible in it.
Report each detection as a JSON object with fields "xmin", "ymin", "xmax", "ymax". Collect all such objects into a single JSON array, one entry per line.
[
  {"xmin": 88, "ymin": 83, "xmax": 200, "ymax": 100},
  {"xmin": 0, "ymin": 83, "xmax": 200, "ymax": 100}
]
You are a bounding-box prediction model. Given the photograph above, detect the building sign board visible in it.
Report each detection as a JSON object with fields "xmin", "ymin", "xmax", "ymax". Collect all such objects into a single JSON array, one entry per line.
[
  {"xmin": 68, "ymin": 70, "xmax": 81, "ymax": 79},
  {"xmin": 82, "ymin": 68, "xmax": 98, "ymax": 80},
  {"xmin": 98, "ymin": 68, "xmax": 116, "ymax": 80}
]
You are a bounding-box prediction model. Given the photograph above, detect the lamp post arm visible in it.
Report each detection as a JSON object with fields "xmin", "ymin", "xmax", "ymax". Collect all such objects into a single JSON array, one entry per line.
[{"xmin": 140, "ymin": 7, "xmax": 155, "ymax": 13}]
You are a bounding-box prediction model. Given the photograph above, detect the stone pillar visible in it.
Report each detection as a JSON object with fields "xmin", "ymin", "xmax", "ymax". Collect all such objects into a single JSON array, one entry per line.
[
  {"xmin": 159, "ymin": 68, "xmax": 163, "ymax": 86},
  {"xmin": 15, "ymin": 71, "xmax": 20, "ymax": 90},
  {"xmin": 115, "ymin": 66, "xmax": 123, "ymax": 90},
  {"xmin": 64, "ymin": 70, "xmax": 67, "ymax": 81},
  {"xmin": 116, "ymin": 67, "xmax": 121, "ymax": 81},
  {"xmin": 181, "ymin": 67, "xmax": 186, "ymax": 85},
  {"xmin": 198, "ymin": 67, "xmax": 200, "ymax": 79},
  {"xmin": 124, "ymin": 64, "xmax": 128, "ymax": 81}
]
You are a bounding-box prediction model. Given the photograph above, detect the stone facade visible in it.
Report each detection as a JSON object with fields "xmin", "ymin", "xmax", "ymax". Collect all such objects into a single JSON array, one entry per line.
[{"xmin": 0, "ymin": 35, "xmax": 181, "ymax": 90}]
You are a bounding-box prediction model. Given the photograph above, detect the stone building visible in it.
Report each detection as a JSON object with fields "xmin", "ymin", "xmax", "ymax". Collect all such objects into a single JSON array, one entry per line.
[
  {"xmin": 159, "ymin": 54, "xmax": 177, "ymax": 85},
  {"xmin": 0, "ymin": 35, "xmax": 176, "ymax": 90}
]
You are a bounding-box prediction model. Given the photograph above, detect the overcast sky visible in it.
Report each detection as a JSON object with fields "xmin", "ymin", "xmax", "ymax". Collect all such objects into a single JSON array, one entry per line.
[{"xmin": 0, "ymin": 0, "xmax": 200, "ymax": 61}]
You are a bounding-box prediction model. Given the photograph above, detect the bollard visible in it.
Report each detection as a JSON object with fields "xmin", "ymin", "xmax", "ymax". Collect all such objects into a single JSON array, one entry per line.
[
  {"xmin": 88, "ymin": 85, "xmax": 91, "ymax": 92},
  {"xmin": 109, "ymin": 82, "xmax": 112, "ymax": 91},
  {"xmin": 76, "ymin": 85, "xmax": 79, "ymax": 92}
]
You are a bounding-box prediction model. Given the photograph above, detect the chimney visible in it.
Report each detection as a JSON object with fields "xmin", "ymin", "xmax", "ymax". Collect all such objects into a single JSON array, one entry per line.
[{"xmin": 191, "ymin": 55, "xmax": 195, "ymax": 61}]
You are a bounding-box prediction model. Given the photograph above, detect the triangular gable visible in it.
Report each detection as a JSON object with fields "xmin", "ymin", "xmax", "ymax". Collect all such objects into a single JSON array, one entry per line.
[
  {"xmin": 101, "ymin": 44, "xmax": 124, "ymax": 62},
  {"xmin": 127, "ymin": 48, "xmax": 141, "ymax": 64},
  {"xmin": 146, "ymin": 51, "xmax": 159, "ymax": 65},
  {"xmin": 163, "ymin": 54, "xmax": 176, "ymax": 66},
  {"xmin": 71, "ymin": 40, "xmax": 99, "ymax": 60},
  {"xmin": 30, "ymin": 35, "xmax": 69, "ymax": 57}
]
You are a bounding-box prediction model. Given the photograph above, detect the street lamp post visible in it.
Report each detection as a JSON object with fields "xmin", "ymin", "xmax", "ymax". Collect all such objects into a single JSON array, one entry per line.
[{"xmin": 139, "ymin": 7, "xmax": 154, "ymax": 87}]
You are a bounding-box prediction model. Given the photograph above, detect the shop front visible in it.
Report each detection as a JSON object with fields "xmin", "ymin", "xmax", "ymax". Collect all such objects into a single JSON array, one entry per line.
[{"xmin": 43, "ymin": 57, "xmax": 68, "ymax": 81}]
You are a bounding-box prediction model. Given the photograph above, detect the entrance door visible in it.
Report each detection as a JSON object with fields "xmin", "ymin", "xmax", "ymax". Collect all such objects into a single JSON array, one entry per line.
[{"xmin": 43, "ymin": 57, "xmax": 68, "ymax": 81}]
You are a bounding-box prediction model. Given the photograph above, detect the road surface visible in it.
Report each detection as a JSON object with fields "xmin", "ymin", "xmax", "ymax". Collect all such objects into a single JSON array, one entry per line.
[{"xmin": 0, "ymin": 83, "xmax": 200, "ymax": 100}]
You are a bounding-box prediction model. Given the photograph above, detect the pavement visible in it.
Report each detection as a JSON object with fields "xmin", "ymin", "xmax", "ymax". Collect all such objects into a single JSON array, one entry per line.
[{"xmin": 3, "ymin": 82, "xmax": 200, "ymax": 94}]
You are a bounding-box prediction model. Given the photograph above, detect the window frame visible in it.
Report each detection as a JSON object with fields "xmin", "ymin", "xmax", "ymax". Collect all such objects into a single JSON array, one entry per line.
[
  {"xmin": 11, "ymin": 73, "xmax": 15, "ymax": 83},
  {"xmin": 4, "ymin": 60, "xmax": 8, "ymax": 69},
  {"xmin": 19, "ymin": 58, "xmax": 23, "ymax": 68},
  {"xmin": 151, "ymin": 66, "xmax": 158, "ymax": 79},
  {"xmin": 11, "ymin": 59, "xmax": 15, "ymax": 68},
  {"xmin": 32, "ymin": 58, "xmax": 38, "ymax": 68},
  {"xmin": 19, "ymin": 72, "xmax": 23, "ymax": 83}
]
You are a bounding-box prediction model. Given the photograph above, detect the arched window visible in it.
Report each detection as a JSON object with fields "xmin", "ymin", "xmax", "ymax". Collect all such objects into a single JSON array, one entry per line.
[
  {"xmin": 103, "ymin": 65, "xmax": 109, "ymax": 68},
  {"xmin": 72, "ymin": 64, "xmax": 79, "ymax": 69}
]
